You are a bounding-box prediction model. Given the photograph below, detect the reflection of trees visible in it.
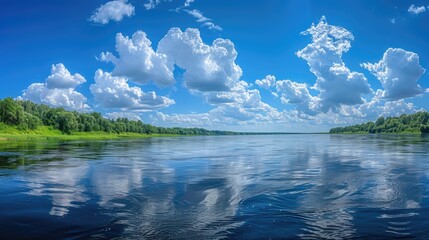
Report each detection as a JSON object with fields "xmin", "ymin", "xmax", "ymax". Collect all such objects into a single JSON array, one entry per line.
[{"xmin": 0, "ymin": 140, "xmax": 111, "ymax": 169}]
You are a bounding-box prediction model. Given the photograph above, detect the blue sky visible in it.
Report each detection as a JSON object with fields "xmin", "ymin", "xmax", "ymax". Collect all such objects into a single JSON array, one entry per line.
[{"xmin": 1, "ymin": 0, "xmax": 428, "ymax": 132}]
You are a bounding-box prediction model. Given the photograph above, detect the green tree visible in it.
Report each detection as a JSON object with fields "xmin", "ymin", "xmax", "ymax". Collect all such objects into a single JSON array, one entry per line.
[
  {"xmin": 0, "ymin": 97, "xmax": 25, "ymax": 125},
  {"xmin": 57, "ymin": 112, "xmax": 78, "ymax": 134}
]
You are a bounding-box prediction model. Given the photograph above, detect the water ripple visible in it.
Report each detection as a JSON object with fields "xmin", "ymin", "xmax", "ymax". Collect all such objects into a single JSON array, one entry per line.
[{"xmin": 0, "ymin": 135, "xmax": 429, "ymax": 239}]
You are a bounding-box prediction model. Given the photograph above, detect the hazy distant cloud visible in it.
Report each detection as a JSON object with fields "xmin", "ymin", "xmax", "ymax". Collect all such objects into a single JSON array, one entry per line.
[
  {"xmin": 205, "ymin": 81, "xmax": 270, "ymax": 109},
  {"xmin": 100, "ymin": 31, "xmax": 174, "ymax": 87},
  {"xmin": 340, "ymin": 90, "xmax": 419, "ymax": 120},
  {"xmin": 158, "ymin": 28, "xmax": 241, "ymax": 91},
  {"xmin": 46, "ymin": 63, "xmax": 86, "ymax": 89},
  {"xmin": 408, "ymin": 4, "xmax": 426, "ymax": 15},
  {"xmin": 19, "ymin": 64, "xmax": 90, "ymax": 111},
  {"xmin": 184, "ymin": 9, "xmax": 222, "ymax": 31},
  {"xmin": 143, "ymin": 0, "xmax": 221, "ymax": 31},
  {"xmin": 153, "ymin": 103, "xmax": 287, "ymax": 127},
  {"xmin": 90, "ymin": 69, "xmax": 174, "ymax": 111},
  {"xmin": 362, "ymin": 48, "xmax": 426, "ymax": 100},
  {"xmin": 296, "ymin": 16, "xmax": 371, "ymax": 112},
  {"xmin": 90, "ymin": 0, "xmax": 135, "ymax": 24},
  {"xmin": 106, "ymin": 112, "xmax": 142, "ymax": 121},
  {"xmin": 184, "ymin": 0, "xmax": 195, "ymax": 7},
  {"xmin": 185, "ymin": 9, "xmax": 209, "ymax": 22},
  {"xmin": 144, "ymin": 0, "xmax": 172, "ymax": 10}
]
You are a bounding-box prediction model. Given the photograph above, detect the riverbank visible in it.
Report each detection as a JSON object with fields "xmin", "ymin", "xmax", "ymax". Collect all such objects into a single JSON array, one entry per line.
[{"xmin": 0, "ymin": 125, "xmax": 181, "ymax": 141}]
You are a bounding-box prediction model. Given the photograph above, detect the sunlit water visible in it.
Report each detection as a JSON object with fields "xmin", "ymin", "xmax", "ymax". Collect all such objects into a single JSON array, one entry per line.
[{"xmin": 1, "ymin": 134, "xmax": 429, "ymax": 239}]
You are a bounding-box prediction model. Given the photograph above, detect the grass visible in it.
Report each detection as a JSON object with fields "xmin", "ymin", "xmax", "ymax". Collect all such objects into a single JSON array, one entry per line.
[{"xmin": 0, "ymin": 123, "xmax": 178, "ymax": 141}]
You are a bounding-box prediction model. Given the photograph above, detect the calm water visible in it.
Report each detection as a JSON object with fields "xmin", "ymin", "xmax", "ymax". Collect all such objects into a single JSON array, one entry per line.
[{"xmin": 1, "ymin": 134, "xmax": 429, "ymax": 239}]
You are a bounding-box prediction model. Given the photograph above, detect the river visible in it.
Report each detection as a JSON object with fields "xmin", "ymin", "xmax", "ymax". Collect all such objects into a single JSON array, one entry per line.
[{"xmin": 1, "ymin": 134, "xmax": 429, "ymax": 239}]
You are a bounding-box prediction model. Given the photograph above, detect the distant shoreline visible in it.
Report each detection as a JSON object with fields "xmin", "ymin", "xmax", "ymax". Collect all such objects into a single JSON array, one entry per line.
[{"xmin": 0, "ymin": 132, "xmax": 330, "ymax": 142}]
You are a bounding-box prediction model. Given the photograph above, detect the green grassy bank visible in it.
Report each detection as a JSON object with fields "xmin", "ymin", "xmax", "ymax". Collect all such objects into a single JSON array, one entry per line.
[{"xmin": 0, "ymin": 124, "xmax": 177, "ymax": 141}]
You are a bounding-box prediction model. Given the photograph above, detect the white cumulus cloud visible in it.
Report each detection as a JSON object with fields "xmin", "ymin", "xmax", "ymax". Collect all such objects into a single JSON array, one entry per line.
[
  {"xmin": 408, "ymin": 4, "xmax": 426, "ymax": 15},
  {"xmin": 255, "ymin": 75, "xmax": 276, "ymax": 89},
  {"xmin": 275, "ymin": 79, "xmax": 313, "ymax": 104},
  {"xmin": 19, "ymin": 64, "xmax": 90, "ymax": 111},
  {"xmin": 158, "ymin": 27, "xmax": 241, "ymax": 91},
  {"xmin": 90, "ymin": 0, "xmax": 135, "ymax": 24},
  {"xmin": 296, "ymin": 16, "xmax": 372, "ymax": 112},
  {"xmin": 100, "ymin": 31, "xmax": 174, "ymax": 87},
  {"xmin": 20, "ymin": 84, "xmax": 90, "ymax": 111},
  {"xmin": 255, "ymin": 74, "xmax": 319, "ymax": 116},
  {"xmin": 90, "ymin": 69, "xmax": 174, "ymax": 111},
  {"xmin": 46, "ymin": 63, "xmax": 86, "ymax": 89},
  {"xmin": 205, "ymin": 81, "xmax": 272, "ymax": 112},
  {"xmin": 362, "ymin": 48, "xmax": 426, "ymax": 100}
]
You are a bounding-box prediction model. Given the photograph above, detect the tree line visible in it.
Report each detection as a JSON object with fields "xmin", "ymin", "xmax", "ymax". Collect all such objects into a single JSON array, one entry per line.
[
  {"xmin": 0, "ymin": 97, "xmax": 237, "ymax": 135},
  {"xmin": 330, "ymin": 112, "xmax": 429, "ymax": 134}
]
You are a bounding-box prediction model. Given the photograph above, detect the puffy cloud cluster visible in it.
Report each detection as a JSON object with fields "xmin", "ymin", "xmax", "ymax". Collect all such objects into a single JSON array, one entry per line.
[
  {"xmin": 103, "ymin": 28, "xmax": 242, "ymax": 92},
  {"xmin": 90, "ymin": 0, "xmax": 135, "ymax": 24},
  {"xmin": 90, "ymin": 70, "xmax": 174, "ymax": 111},
  {"xmin": 362, "ymin": 48, "xmax": 426, "ymax": 100},
  {"xmin": 19, "ymin": 63, "xmax": 90, "ymax": 111},
  {"xmin": 158, "ymin": 28, "xmax": 241, "ymax": 91},
  {"xmin": 296, "ymin": 16, "xmax": 372, "ymax": 112},
  {"xmin": 253, "ymin": 17, "xmax": 427, "ymax": 125},
  {"xmin": 148, "ymin": 18, "xmax": 427, "ymax": 128},
  {"xmin": 408, "ymin": 4, "xmax": 427, "ymax": 15},
  {"xmin": 254, "ymin": 17, "xmax": 372, "ymax": 115},
  {"xmin": 100, "ymin": 31, "xmax": 174, "ymax": 87},
  {"xmin": 97, "ymin": 27, "xmax": 256, "ymax": 122}
]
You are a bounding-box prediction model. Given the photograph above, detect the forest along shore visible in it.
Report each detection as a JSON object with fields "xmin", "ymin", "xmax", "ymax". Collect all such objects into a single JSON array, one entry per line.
[
  {"xmin": 330, "ymin": 112, "xmax": 429, "ymax": 134},
  {"xmin": 0, "ymin": 97, "xmax": 237, "ymax": 140}
]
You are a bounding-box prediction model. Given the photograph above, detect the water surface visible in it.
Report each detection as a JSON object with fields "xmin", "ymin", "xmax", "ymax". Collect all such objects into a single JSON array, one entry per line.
[{"xmin": 1, "ymin": 134, "xmax": 429, "ymax": 239}]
